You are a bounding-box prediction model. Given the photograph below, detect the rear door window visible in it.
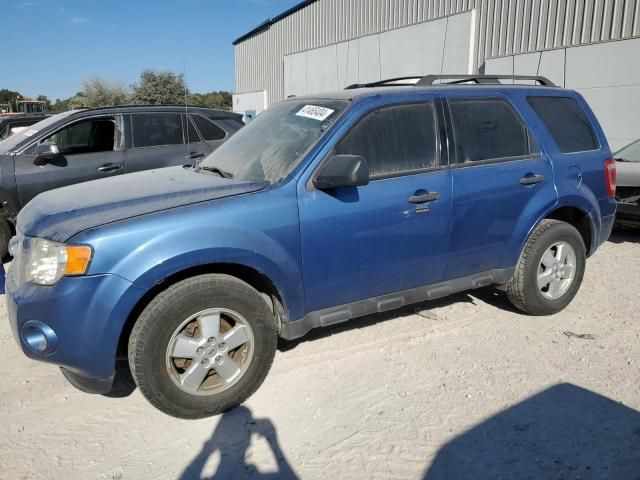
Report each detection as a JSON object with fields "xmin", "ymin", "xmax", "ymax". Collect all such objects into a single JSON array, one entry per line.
[
  {"xmin": 334, "ymin": 102, "xmax": 439, "ymax": 178},
  {"xmin": 527, "ymin": 96, "xmax": 598, "ymax": 153},
  {"xmin": 448, "ymin": 98, "xmax": 531, "ymax": 164},
  {"xmin": 191, "ymin": 115, "xmax": 226, "ymax": 141},
  {"xmin": 131, "ymin": 113, "xmax": 184, "ymax": 148}
]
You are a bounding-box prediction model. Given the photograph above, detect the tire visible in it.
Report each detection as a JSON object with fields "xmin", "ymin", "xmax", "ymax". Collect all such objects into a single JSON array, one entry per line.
[
  {"xmin": 0, "ymin": 216, "xmax": 12, "ymax": 261},
  {"xmin": 506, "ymin": 219, "xmax": 586, "ymax": 316},
  {"xmin": 128, "ymin": 274, "xmax": 277, "ymax": 419}
]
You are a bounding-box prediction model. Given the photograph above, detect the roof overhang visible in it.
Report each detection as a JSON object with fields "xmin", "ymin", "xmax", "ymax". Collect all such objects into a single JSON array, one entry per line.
[{"xmin": 232, "ymin": 0, "xmax": 318, "ymax": 46}]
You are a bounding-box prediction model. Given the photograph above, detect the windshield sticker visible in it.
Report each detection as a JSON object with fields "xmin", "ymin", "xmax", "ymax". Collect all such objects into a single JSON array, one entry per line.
[
  {"xmin": 296, "ymin": 105, "xmax": 335, "ymax": 122},
  {"xmin": 22, "ymin": 129, "xmax": 38, "ymax": 137}
]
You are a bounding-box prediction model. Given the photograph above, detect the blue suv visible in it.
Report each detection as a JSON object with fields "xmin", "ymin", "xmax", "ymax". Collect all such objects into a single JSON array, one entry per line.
[{"xmin": 4, "ymin": 75, "xmax": 617, "ymax": 419}]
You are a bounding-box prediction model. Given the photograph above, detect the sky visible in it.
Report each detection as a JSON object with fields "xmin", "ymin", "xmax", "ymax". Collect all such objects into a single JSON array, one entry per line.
[{"xmin": 4, "ymin": 0, "xmax": 300, "ymax": 100}]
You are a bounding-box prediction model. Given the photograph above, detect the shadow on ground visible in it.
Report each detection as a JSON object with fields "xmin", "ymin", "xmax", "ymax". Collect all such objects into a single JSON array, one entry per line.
[
  {"xmin": 423, "ymin": 383, "xmax": 640, "ymax": 479},
  {"xmin": 179, "ymin": 406, "xmax": 298, "ymax": 480},
  {"xmin": 609, "ymin": 227, "xmax": 640, "ymax": 244}
]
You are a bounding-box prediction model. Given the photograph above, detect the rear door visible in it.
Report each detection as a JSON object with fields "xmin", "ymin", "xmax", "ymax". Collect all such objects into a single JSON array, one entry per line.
[
  {"xmin": 124, "ymin": 112, "xmax": 197, "ymax": 173},
  {"xmin": 526, "ymin": 95, "xmax": 615, "ymax": 249},
  {"xmin": 14, "ymin": 115, "xmax": 125, "ymax": 205},
  {"xmin": 297, "ymin": 98, "xmax": 453, "ymax": 312},
  {"xmin": 444, "ymin": 93, "xmax": 557, "ymax": 280}
]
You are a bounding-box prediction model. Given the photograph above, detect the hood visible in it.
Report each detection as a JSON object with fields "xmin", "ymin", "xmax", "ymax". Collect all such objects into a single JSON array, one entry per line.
[
  {"xmin": 18, "ymin": 166, "xmax": 266, "ymax": 242},
  {"xmin": 616, "ymin": 160, "xmax": 640, "ymax": 188}
]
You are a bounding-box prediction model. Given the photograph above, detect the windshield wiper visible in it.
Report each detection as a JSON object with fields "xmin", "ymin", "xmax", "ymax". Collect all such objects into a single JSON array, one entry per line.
[{"xmin": 198, "ymin": 165, "xmax": 234, "ymax": 179}]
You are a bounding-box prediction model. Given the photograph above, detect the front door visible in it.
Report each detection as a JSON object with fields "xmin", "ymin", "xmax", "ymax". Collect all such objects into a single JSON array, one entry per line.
[
  {"xmin": 15, "ymin": 115, "xmax": 124, "ymax": 206},
  {"xmin": 443, "ymin": 94, "xmax": 557, "ymax": 280},
  {"xmin": 298, "ymin": 100, "xmax": 453, "ymax": 313}
]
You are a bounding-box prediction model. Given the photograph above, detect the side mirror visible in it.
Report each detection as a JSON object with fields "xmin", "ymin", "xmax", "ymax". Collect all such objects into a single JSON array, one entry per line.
[
  {"xmin": 313, "ymin": 154, "xmax": 370, "ymax": 190},
  {"xmin": 33, "ymin": 143, "xmax": 61, "ymax": 166}
]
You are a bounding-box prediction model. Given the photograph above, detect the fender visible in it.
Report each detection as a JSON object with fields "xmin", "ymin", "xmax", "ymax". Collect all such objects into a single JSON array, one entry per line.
[
  {"xmin": 554, "ymin": 174, "xmax": 603, "ymax": 254},
  {"xmin": 504, "ymin": 191, "xmax": 559, "ymax": 269},
  {"xmin": 123, "ymin": 240, "xmax": 303, "ymax": 320},
  {"xmin": 71, "ymin": 183, "xmax": 306, "ymax": 320},
  {"xmin": 512, "ymin": 193, "xmax": 598, "ymax": 265}
]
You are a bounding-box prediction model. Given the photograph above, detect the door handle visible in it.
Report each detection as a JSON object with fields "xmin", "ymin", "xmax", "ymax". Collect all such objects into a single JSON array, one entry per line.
[
  {"xmin": 185, "ymin": 152, "xmax": 206, "ymax": 160},
  {"xmin": 97, "ymin": 163, "xmax": 123, "ymax": 172},
  {"xmin": 408, "ymin": 191, "xmax": 440, "ymax": 204},
  {"xmin": 520, "ymin": 174, "xmax": 545, "ymax": 185}
]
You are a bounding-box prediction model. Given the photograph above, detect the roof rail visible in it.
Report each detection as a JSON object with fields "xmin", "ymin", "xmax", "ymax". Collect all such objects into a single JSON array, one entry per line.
[
  {"xmin": 344, "ymin": 76, "xmax": 425, "ymax": 90},
  {"xmin": 416, "ymin": 74, "xmax": 555, "ymax": 86},
  {"xmin": 344, "ymin": 74, "xmax": 556, "ymax": 90}
]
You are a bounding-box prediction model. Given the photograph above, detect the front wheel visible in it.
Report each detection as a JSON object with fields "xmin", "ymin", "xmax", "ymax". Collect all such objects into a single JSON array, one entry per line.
[
  {"xmin": 506, "ymin": 219, "xmax": 586, "ymax": 315},
  {"xmin": 0, "ymin": 216, "xmax": 12, "ymax": 261},
  {"xmin": 128, "ymin": 274, "xmax": 277, "ymax": 419}
]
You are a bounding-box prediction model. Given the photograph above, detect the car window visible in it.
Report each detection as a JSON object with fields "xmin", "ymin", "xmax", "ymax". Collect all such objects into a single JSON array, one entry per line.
[
  {"xmin": 0, "ymin": 121, "xmax": 34, "ymax": 140},
  {"xmin": 615, "ymin": 139, "xmax": 640, "ymax": 162},
  {"xmin": 448, "ymin": 98, "xmax": 531, "ymax": 163},
  {"xmin": 527, "ymin": 96, "xmax": 598, "ymax": 153},
  {"xmin": 183, "ymin": 115, "xmax": 202, "ymax": 144},
  {"xmin": 201, "ymin": 99, "xmax": 347, "ymax": 183},
  {"xmin": 41, "ymin": 118, "xmax": 115, "ymax": 156},
  {"xmin": 132, "ymin": 113, "xmax": 184, "ymax": 148},
  {"xmin": 191, "ymin": 115, "xmax": 226, "ymax": 141},
  {"xmin": 334, "ymin": 102, "xmax": 438, "ymax": 178}
]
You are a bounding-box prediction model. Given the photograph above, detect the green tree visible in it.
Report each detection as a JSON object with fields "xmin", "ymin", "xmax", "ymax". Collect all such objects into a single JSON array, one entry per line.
[
  {"xmin": 74, "ymin": 77, "xmax": 131, "ymax": 108},
  {"xmin": 188, "ymin": 91, "xmax": 232, "ymax": 110},
  {"xmin": 132, "ymin": 69, "xmax": 188, "ymax": 105},
  {"xmin": 0, "ymin": 89, "xmax": 22, "ymax": 112}
]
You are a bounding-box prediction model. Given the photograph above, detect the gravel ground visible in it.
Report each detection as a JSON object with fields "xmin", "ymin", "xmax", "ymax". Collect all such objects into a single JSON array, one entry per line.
[{"xmin": 1, "ymin": 229, "xmax": 639, "ymax": 480}]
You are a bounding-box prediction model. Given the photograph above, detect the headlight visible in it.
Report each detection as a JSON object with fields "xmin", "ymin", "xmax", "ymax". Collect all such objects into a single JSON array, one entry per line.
[{"xmin": 25, "ymin": 238, "xmax": 93, "ymax": 286}]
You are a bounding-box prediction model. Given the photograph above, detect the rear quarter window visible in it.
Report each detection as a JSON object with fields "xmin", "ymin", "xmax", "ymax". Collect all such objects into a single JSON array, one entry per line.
[
  {"xmin": 527, "ymin": 96, "xmax": 598, "ymax": 153},
  {"xmin": 191, "ymin": 115, "xmax": 226, "ymax": 141}
]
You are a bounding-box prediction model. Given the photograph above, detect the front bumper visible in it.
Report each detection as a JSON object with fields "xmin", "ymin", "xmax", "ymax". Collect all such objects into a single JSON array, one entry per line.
[{"xmin": 6, "ymin": 267, "xmax": 146, "ymax": 393}]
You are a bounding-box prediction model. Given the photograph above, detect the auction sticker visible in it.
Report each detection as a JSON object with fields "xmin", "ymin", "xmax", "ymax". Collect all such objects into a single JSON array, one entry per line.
[{"xmin": 296, "ymin": 105, "xmax": 335, "ymax": 121}]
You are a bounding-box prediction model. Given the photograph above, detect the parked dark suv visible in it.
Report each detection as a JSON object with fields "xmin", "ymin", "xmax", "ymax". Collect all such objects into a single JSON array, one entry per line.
[
  {"xmin": 4, "ymin": 75, "xmax": 617, "ymax": 419},
  {"xmin": 0, "ymin": 105, "xmax": 243, "ymax": 256},
  {"xmin": 0, "ymin": 113, "xmax": 51, "ymax": 141}
]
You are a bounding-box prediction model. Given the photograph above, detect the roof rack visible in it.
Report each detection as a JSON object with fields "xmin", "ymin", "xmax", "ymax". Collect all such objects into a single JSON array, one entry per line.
[
  {"xmin": 416, "ymin": 74, "xmax": 555, "ymax": 86},
  {"xmin": 344, "ymin": 74, "xmax": 555, "ymax": 90},
  {"xmin": 344, "ymin": 76, "xmax": 425, "ymax": 89}
]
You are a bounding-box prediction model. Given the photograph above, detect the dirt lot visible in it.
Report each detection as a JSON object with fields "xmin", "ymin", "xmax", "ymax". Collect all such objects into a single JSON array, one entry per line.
[{"xmin": 1, "ymin": 229, "xmax": 639, "ymax": 480}]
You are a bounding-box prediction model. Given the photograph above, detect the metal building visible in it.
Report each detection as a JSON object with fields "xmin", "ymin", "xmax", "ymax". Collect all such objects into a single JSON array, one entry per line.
[{"xmin": 233, "ymin": 0, "xmax": 640, "ymax": 149}]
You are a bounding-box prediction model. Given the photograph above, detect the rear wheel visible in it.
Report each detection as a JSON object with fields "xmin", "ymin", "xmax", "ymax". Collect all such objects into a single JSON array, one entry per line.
[
  {"xmin": 128, "ymin": 274, "xmax": 277, "ymax": 419},
  {"xmin": 506, "ymin": 219, "xmax": 586, "ymax": 315}
]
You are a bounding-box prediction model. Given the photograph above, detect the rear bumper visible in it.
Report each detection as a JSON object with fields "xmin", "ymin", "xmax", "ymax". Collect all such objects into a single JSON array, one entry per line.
[
  {"xmin": 6, "ymin": 268, "xmax": 146, "ymax": 394},
  {"xmin": 615, "ymin": 200, "xmax": 640, "ymax": 228}
]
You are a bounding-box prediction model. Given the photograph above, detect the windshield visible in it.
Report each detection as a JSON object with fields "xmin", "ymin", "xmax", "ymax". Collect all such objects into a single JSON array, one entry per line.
[
  {"xmin": 0, "ymin": 110, "xmax": 77, "ymax": 155},
  {"xmin": 200, "ymin": 99, "xmax": 348, "ymax": 183},
  {"xmin": 615, "ymin": 139, "xmax": 640, "ymax": 162}
]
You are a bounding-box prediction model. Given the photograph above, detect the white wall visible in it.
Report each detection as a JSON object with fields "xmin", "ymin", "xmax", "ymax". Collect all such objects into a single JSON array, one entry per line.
[
  {"xmin": 485, "ymin": 37, "xmax": 640, "ymax": 151},
  {"xmin": 282, "ymin": 10, "xmax": 477, "ymax": 99},
  {"xmin": 232, "ymin": 90, "xmax": 268, "ymax": 115}
]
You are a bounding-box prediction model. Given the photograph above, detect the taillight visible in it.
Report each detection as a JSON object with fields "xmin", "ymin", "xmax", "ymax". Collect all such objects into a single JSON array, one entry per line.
[{"xmin": 604, "ymin": 158, "xmax": 616, "ymax": 197}]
